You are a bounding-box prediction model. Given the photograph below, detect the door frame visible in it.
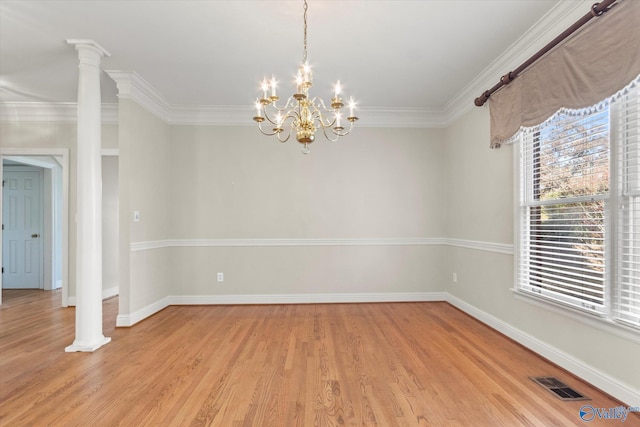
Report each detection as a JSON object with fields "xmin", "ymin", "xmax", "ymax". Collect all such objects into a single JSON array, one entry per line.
[{"xmin": 0, "ymin": 148, "xmax": 69, "ymax": 306}]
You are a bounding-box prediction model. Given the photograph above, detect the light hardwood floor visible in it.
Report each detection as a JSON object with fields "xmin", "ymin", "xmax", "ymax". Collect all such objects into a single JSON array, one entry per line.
[{"xmin": 0, "ymin": 289, "xmax": 635, "ymax": 426}]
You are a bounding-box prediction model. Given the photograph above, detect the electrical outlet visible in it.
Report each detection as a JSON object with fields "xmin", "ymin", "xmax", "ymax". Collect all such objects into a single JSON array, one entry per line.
[
  {"xmin": 217, "ymin": 272, "xmax": 224, "ymax": 283},
  {"xmin": 452, "ymin": 272, "xmax": 458, "ymax": 284}
]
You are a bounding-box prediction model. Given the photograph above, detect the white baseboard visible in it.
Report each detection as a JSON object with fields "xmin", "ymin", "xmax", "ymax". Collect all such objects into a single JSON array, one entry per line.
[
  {"xmin": 116, "ymin": 293, "xmax": 444, "ymax": 327},
  {"xmin": 170, "ymin": 292, "xmax": 447, "ymax": 306},
  {"xmin": 446, "ymin": 293, "xmax": 640, "ymax": 407},
  {"xmin": 103, "ymin": 287, "xmax": 119, "ymax": 300},
  {"xmin": 116, "ymin": 296, "xmax": 171, "ymax": 327}
]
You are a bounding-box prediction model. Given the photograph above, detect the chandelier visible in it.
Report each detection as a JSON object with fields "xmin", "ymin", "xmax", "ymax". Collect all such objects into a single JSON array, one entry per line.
[{"xmin": 252, "ymin": 0, "xmax": 359, "ymax": 154}]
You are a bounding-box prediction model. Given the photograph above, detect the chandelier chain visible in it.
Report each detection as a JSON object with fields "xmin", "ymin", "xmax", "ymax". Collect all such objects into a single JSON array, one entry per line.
[{"xmin": 303, "ymin": 0, "xmax": 308, "ymax": 63}]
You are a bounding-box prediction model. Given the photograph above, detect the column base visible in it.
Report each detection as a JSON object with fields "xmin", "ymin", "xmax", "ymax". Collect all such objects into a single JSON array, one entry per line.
[{"xmin": 65, "ymin": 336, "xmax": 111, "ymax": 352}]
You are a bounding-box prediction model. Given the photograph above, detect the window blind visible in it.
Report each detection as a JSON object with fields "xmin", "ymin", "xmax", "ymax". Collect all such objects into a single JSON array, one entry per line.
[
  {"xmin": 519, "ymin": 109, "xmax": 610, "ymax": 314},
  {"xmin": 616, "ymin": 83, "xmax": 640, "ymax": 327}
]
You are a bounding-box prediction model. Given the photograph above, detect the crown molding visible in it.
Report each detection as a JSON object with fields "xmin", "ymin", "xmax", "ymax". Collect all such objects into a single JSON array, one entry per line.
[
  {"xmin": 103, "ymin": 70, "xmax": 447, "ymax": 127},
  {"xmin": 0, "ymin": 101, "xmax": 444, "ymax": 128},
  {"xmin": 0, "ymin": 102, "xmax": 118, "ymax": 123},
  {"xmin": 443, "ymin": 0, "xmax": 590, "ymax": 125},
  {"xmin": 104, "ymin": 70, "xmax": 173, "ymax": 122},
  {"xmin": 167, "ymin": 105, "xmax": 446, "ymax": 128}
]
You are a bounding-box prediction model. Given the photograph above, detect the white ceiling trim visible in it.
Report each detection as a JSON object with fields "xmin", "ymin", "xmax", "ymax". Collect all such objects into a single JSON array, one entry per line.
[
  {"xmin": 0, "ymin": 102, "xmax": 118, "ymax": 123},
  {"xmin": 104, "ymin": 70, "xmax": 447, "ymax": 127},
  {"xmin": 168, "ymin": 105, "xmax": 447, "ymax": 128},
  {"xmin": 105, "ymin": 70, "xmax": 173, "ymax": 122},
  {"xmin": 11, "ymin": 70, "xmax": 443, "ymax": 128},
  {"xmin": 0, "ymin": 99, "xmax": 447, "ymax": 127}
]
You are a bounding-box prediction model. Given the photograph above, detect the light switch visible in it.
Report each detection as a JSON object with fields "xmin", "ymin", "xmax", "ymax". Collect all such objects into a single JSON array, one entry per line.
[{"xmin": 133, "ymin": 210, "xmax": 141, "ymax": 222}]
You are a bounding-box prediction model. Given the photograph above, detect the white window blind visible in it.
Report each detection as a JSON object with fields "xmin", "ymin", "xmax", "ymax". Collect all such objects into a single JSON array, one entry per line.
[
  {"xmin": 519, "ymin": 109, "xmax": 609, "ymax": 314},
  {"xmin": 518, "ymin": 77, "xmax": 640, "ymax": 329},
  {"xmin": 616, "ymin": 83, "xmax": 640, "ymax": 327}
]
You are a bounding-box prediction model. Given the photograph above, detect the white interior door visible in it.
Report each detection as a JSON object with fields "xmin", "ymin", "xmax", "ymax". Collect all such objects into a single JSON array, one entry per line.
[{"xmin": 2, "ymin": 169, "xmax": 43, "ymax": 289}]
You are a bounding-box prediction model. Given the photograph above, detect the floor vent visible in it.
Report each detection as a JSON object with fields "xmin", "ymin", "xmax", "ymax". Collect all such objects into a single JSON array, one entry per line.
[{"xmin": 530, "ymin": 376, "xmax": 589, "ymax": 401}]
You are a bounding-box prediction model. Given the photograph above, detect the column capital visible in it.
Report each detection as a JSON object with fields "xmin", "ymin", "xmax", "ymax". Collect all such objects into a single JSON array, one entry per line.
[{"xmin": 66, "ymin": 39, "xmax": 111, "ymax": 58}]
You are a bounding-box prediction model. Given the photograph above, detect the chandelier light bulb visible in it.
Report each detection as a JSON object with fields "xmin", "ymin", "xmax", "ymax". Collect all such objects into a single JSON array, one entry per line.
[
  {"xmin": 254, "ymin": 99, "xmax": 262, "ymax": 120},
  {"xmin": 295, "ymin": 73, "xmax": 303, "ymax": 94},
  {"xmin": 303, "ymin": 62, "xmax": 311, "ymax": 83},
  {"xmin": 252, "ymin": 0, "xmax": 359, "ymax": 153}
]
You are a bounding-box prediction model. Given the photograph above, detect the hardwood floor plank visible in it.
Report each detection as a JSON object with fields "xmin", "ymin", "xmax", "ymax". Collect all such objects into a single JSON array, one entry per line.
[{"xmin": 1, "ymin": 290, "xmax": 636, "ymax": 426}]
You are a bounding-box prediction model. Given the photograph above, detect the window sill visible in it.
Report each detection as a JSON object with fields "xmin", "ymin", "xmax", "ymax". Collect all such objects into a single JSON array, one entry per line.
[{"xmin": 511, "ymin": 288, "xmax": 640, "ymax": 345}]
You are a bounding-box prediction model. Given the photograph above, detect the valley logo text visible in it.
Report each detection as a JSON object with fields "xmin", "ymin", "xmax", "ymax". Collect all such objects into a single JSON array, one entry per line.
[{"xmin": 579, "ymin": 405, "xmax": 640, "ymax": 423}]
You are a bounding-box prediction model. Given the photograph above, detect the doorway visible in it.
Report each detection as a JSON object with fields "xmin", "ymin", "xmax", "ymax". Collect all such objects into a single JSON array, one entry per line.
[
  {"xmin": 0, "ymin": 148, "xmax": 69, "ymax": 306},
  {"xmin": 3, "ymin": 158, "xmax": 65, "ymax": 292},
  {"xmin": 0, "ymin": 149, "xmax": 119, "ymax": 306}
]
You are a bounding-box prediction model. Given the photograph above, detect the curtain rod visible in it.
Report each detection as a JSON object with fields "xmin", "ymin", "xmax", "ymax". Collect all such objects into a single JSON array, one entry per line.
[{"xmin": 474, "ymin": 0, "xmax": 619, "ymax": 107}]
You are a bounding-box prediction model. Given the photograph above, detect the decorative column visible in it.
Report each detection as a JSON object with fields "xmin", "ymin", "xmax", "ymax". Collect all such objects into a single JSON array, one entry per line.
[{"xmin": 65, "ymin": 39, "xmax": 111, "ymax": 352}]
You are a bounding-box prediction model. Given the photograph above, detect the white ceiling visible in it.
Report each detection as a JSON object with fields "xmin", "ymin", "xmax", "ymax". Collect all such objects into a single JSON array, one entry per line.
[{"xmin": 1, "ymin": 0, "xmax": 564, "ymax": 114}]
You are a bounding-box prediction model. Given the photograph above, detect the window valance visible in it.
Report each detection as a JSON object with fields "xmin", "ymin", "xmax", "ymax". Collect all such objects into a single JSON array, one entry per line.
[{"xmin": 489, "ymin": 0, "xmax": 640, "ymax": 148}]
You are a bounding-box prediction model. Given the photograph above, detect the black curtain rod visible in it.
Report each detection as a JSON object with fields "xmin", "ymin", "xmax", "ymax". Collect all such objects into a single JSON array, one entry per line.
[{"xmin": 474, "ymin": 0, "xmax": 619, "ymax": 107}]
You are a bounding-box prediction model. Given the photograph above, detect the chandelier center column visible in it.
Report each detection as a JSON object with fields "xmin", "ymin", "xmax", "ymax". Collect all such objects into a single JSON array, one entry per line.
[{"xmin": 65, "ymin": 39, "xmax": 111, "ymax": 352}]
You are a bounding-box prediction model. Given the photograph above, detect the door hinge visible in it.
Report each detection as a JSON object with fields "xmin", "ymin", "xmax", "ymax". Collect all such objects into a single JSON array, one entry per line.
[{"xmin": 1, "ymin": 267, "xmax": 3, "ymax": 274}]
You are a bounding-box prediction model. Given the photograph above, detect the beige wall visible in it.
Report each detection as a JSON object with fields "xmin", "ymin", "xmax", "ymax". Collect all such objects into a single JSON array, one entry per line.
[
  {"xmin": 168, "ymin": 126, "xmax": 446, "ymax": 296},
  {"xmin": 102, "ymin": 155, "xmax": 119, "ymax": 295},
  {"xmin": 118, "ymin": 99, "xmax": 171, "ymax": 314},
  {"xmin": 169, "ymin": 126, "xmax": 446, "ymax": 239},
  {"xmin": 172, "ymin": 245, "xmax": 443, "ymax": 297},
  {"xmin": 444, "ymin": 106, "xmax": 640, "ymax": 402}
]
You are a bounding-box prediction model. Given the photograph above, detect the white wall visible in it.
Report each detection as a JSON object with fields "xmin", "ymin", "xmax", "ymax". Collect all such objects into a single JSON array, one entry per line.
[{"xmin": 444, "ymin": 105, "xmax": 640, "ymax": 405}]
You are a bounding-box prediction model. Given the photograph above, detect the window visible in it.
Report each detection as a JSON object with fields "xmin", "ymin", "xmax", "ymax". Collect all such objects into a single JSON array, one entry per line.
[{"xmin": 517, "ymin": 80, "xmax": 640, "ymax": 330}]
